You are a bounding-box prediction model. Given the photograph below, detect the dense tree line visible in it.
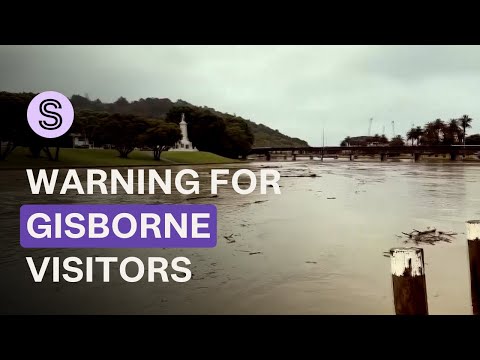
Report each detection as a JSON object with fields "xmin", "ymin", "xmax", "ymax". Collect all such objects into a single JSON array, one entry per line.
[
  {"xmin": 70, "ymin": 94, "xmax": 308, "ymax": 148},
  {"xmin": 73, "ymin": 95, "xmax": 256, "ymax": 158},
  {"xmin": 0, "ymin": 91, "xmax": 71, "ymax": 161},
  {"xmin": 73, "ymin": 101, "xmax": 255, "ymax": 159},
  {"xmin": 340, "ymin": 115, "xmax": 477, "ymax": 147},
  {"xmin": 0, "ymin": 91, "xmax": 181, "ymax": 161},
  {"xmin": 0, "ymin": 91, "xmax": 258, "ymax": 161},
  {"xmin": 405, "ymin": 116, "xmax": 473, "ymax": 146}
]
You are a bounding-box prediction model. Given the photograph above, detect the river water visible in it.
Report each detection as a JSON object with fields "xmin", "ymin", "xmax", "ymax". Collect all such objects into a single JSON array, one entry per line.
[{"xmin": 0, "ymin": 160, "xmax": 479, "ymax": 314}]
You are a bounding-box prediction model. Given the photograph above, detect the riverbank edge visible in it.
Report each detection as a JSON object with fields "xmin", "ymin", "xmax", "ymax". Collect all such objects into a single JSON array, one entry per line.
[{"xmin": 0, "ymin": 160, "xmax": 251, "ymax": 171}]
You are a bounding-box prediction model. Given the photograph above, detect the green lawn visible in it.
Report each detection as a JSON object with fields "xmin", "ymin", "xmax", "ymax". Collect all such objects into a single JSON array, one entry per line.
[
  {"xmin": 162, "ymin": 151, "xmax": 240, "ymax": 164},
  {"xmin": 0, "ymin": 147, "xmax": 241, "ymax": 169}
]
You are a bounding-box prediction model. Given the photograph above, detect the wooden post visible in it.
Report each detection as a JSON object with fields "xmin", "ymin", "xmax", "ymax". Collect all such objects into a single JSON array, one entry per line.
[
  {"xmin": 467, "ymin": 220, "xmax": 480, "ymax": 315},
  {"xmin": 414, "ymin": 153, "xmax": 421, "ymax": 162},
  {"xmin": 390, "ymin": 248, "xmax": 428, "ymax": 315}
]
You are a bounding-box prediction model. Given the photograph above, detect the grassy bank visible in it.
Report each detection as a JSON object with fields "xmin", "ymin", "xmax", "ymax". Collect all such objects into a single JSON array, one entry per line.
[{"xmin": 0, "ymin": 147, "xmax": 242, "ymax": 169}]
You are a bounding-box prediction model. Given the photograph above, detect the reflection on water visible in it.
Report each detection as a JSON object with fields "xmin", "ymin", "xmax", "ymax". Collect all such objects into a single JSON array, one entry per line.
[{"xmin": 0, "ymin": 161, "xmax": 479, "ymax": 314}]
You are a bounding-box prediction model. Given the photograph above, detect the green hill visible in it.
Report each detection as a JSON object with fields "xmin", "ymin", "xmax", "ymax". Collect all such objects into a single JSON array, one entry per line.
[
  {"xmin": 244, "ymin": 120, "xmax": 308, "ymax": 147},
  {"xmin": 70, "ymin": 95, "xmax": 309, "ymax": 147}
]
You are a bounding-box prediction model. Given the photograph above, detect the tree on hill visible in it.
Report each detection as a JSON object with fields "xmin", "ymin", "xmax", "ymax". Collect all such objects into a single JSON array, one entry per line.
[
  {"xmin": 165, "ymin": 106, "xmax": 254, "ymax": 158},
  {"xmin": 222, "ymin": 116, "xmax": 255, "ymax": 158},
  {"xmin": 69, "ymin": 93, "xmax": 308, "ymax": 149}
]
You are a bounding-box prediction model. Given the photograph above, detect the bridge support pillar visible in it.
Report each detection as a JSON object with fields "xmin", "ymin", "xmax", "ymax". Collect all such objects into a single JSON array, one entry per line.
[
  {"xmin": 266, "ymin": 152, "xmax": 271, "ymax": 161},
  {"xmin": 310, "ymin": 155, "xmax": 313, "ymax": 160},
  {"xmin": 450, "ymin": 152, "xmax": 457, "ymax": 161},
  {"xmin": 414, "ymin": 153, "xmax": 421, "ymax": 162},
  {"xmin": 349, "ymin": 153, "xmax": 354, "ymax": 161},
  {"xmin": 284, "ymin": 155, "xmax": 287, "ymax": 160},
  {"xmin": 292, "ymin": 154, "xmax": 296, "ymax": 161},
  {"xmin": 380, "ymin": 153, "xmax": 387, "ymax": 162}
]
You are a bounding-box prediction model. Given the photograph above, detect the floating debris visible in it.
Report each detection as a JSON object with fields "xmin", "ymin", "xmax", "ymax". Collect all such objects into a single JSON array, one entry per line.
[
  {"xmin": 282, "ymin": 174, "xmax": 320, "ymax": 178},
  {"xmin": 224, "ymin": 234, "xmax": 236, "ymax": 244},
  {"xmin": 236, "ymin": 182, "xmax": 251, "ymax": 185},
  {"xmin": 400, "ymin": 228, "xmax": 456, "ymax": 245},
  {"xmin": 254, "ymin": 200, "xmax": 268, "ymax": 204},
  {"xmin": 305, "ymin": 261, "xmax": 317, "ymax": 264},
  {"xmin": 248, "ymin": 252, "xmax": 263, "ymax": 255},
  {"xmin": 327, "ymin": 197, "xmax": 336, "ymax": 200},
  {"xmin": 187, "ymin": 194, "xmax": 219, "ymax": 200}
]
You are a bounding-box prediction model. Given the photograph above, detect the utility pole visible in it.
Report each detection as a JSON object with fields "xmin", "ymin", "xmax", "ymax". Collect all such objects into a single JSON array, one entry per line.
[
  {"xmin": 392, "ymin": 121, "xmax": 395, "ymax": 138},
  {"xmin": 321, "ymin": 127, "xmax": 325, "ymax": 162},
  {"xmin": 368, "ymin": 118, "xmax": 373, "ymax": 136}
]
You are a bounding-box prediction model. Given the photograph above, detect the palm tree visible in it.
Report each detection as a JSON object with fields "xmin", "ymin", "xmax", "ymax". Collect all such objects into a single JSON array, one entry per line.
[
  {"xmin": 414, "ymin": 126, "xmax": 423, "ymax": 145},
  {"xmin": 433, "ymin": 119, "xmax": 446, "ymax": 144},
  {"xmin": 406, "ymin": 127, "xmax": 416, "ymax": 146},
  {"xmin": 458, "ymin": 115, "xmax": 473, "ymax": 146},
  {"xmin": 444, "ymin": 119, "xmax": 462, "ymax": 145},
  {"xmin": 423, "ymin": 119, "xmax": 445, "ymax": 145},
  {"xmin": 340, "ymin": 136, "xmax": 351, "ymax": 147}
]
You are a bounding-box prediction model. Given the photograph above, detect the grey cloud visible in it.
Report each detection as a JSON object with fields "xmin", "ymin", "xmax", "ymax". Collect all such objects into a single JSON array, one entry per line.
[{"xmin": 1, "ymin": 45, "xmax": 479, "ymax": 146}]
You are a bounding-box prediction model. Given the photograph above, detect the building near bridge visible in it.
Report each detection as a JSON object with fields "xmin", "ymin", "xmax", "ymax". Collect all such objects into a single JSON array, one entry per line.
[{"xmin": 346, "ymin": 136, "xmax": 388, "ymax": 147}]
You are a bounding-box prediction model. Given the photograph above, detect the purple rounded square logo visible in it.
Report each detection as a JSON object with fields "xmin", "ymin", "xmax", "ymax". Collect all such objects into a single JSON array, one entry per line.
[{"xmin": 20, "ymin": 204, "xmax": 217, "ymax": 248}]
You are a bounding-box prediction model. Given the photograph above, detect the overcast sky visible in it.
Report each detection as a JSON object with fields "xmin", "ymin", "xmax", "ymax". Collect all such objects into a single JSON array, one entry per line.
[{"xmin": 1, "ymin": 45, "xmax": 480, "ymax": 146}]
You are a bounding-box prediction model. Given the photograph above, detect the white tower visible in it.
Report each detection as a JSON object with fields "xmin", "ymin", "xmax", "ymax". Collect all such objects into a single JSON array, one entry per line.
[{"xmin": 169, "ymin": 113, "xmax": 198, "ymax": 151}]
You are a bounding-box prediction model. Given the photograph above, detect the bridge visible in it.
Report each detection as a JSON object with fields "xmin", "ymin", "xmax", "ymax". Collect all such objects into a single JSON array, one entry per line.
[{"xmin": 248, "ymin": 145, "xmax": 480, "ymax": 162}]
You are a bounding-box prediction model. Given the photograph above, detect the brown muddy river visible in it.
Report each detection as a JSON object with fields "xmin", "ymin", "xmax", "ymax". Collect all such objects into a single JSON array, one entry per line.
[{"xmin": 0, "ymin": 160, "xmax": 479, "ymax": 314}]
